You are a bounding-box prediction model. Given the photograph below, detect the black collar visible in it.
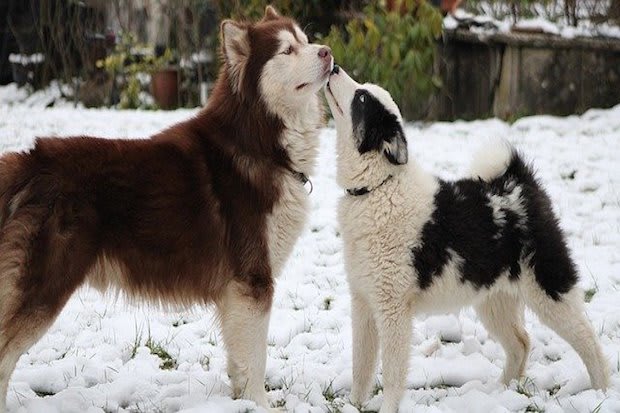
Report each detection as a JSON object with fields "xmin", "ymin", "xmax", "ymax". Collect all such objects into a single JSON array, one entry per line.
[
  {"xmin": 346, "ymin": 174, "xmax": 393, "ymax": 196},
  {"xmin": 291, "ymin": 170, "xmax": 313, "ymax": 194}
]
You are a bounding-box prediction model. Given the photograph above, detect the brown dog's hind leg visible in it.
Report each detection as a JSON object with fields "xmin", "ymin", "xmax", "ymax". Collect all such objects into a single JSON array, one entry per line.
[{"xmin": 0, "ymin": 206, "xmax": 96, "ymax": 412}]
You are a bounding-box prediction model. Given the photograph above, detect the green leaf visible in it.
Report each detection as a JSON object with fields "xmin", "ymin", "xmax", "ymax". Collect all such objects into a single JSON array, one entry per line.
[{"xmin": 321, "ymin": 2, "xmax": 442, "ymax": 120}]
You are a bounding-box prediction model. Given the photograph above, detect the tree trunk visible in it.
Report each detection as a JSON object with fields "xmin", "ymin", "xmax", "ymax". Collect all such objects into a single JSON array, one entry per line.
[
  {"xmin": 564, "ymin": 0, "xmax": 577, "ymax": 27},
  {"xmin": 609, "ymin": 0, "xmax": 620, "ymax": 22}
]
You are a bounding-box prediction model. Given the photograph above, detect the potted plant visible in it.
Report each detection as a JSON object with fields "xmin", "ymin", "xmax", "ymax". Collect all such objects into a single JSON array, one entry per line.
[
  {"xmin": 150, "ymin": 45, "xmax": 179, "ymax": 110},
  {"xmin": 97, "ymin": 33, "xmax": 178, "ymax": 109}
]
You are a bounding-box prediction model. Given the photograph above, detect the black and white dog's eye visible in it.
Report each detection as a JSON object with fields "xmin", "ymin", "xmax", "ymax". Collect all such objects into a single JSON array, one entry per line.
[
  {"xmin": 282, "ymin": 46, "xmax": 293, "ymax": 55},
  {"xmin": 359, "ymin": 94, "xmax": 365, "ymax": 103}
]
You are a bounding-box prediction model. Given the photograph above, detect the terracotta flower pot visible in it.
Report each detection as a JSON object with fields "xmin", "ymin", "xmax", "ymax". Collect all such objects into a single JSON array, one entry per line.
[{"xmin": 151, "ymin": 68, "xmax": 178, "ymax": 110}]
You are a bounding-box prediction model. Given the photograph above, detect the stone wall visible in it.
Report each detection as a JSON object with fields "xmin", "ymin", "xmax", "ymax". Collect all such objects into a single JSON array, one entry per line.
[{"xmin": 430, "ymin": 30, "xmax": 620, "ymax": 120}]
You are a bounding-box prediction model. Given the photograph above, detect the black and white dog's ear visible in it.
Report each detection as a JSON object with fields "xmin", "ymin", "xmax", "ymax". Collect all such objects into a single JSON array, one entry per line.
[{"xmin": 383, "ymin": 129, "xmax": 408, "ymax": 165}]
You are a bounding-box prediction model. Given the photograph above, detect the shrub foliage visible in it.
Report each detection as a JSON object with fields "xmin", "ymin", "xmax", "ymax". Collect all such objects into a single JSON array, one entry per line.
[{"xmin": 322, "ymin": 1, "xmax": 443, "ymax": 120}]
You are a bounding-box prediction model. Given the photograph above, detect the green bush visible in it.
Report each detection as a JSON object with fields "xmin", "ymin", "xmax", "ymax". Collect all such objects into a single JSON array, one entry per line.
[
  {"xmin": 321, "ymin": 2, "xmax": 443, "ymax": 120},
  {"xmin": 97, "ymin": 33, "xmax": 173, "ymax": 109}
]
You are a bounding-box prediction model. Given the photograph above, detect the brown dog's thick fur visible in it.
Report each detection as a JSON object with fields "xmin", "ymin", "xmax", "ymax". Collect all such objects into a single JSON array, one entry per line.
[{"xmin": 0, "ymin": 6, "xmax": 331, "ymax": 411}]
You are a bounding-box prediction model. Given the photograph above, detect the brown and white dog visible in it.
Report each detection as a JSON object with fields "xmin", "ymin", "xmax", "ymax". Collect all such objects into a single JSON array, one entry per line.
[{"xmin": 0, "ymin": 6, "xmax": 332, "ymax": 411}]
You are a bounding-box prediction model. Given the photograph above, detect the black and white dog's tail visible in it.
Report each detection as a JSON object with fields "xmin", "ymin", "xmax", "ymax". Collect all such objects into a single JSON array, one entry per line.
[
  {"xmin": 469, "ymin": 140, "xmax": 540, "ymax": 195},
  {"xmin": 469, "ymin": 139, "xmax": 517, "ymax": 182}
]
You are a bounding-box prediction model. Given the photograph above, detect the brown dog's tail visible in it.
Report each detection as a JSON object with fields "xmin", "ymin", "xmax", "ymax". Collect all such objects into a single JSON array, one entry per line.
[{"xmin": 0, "ymin": 152, "xmax": 28, "ymax": 228}]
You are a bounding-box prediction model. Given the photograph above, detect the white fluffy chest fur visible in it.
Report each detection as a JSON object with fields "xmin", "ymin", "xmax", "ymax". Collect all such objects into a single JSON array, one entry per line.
[
  {"xmin": 338, "ymin": 166, "xmax": 438, "ymax": 298},
  {"xmin": 266, "ymin": 99, "xmax": 322, "ymax": 277},
  {"xmin": 338, "ymin": 166, "xmax": 520, "ymax": 314},
  {"xmin": 279, "ymin": 99, "xmax": 322, "ymax": 175}
]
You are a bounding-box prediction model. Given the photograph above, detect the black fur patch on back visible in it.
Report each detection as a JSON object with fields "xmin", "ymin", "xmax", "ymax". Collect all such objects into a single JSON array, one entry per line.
[
  {"xmin": 351, "ymin": 89, "xmax": 405, "ymax": 156},
  {"xmin": 412, "ymin": 152, "xmax": 578, "ymax": 300},
  {"xmin": 508, "ymin": 155, "xmax": 579, "ymax": 300}
]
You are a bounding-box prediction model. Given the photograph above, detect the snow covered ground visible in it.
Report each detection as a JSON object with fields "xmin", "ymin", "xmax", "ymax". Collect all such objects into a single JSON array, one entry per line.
[{"xmin": 0, "ymin": 100, "xmax": 619, "ymax": 413}]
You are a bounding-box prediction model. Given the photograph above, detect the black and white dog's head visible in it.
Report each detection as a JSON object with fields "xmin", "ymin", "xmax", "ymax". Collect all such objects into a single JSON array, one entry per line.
[
  {"xmin": 326, "ymin": 68, "xmax": 407, "ymax": 165},
  {"xmin": 325, "ymin": 67, "xmax": 408, "ymax": 188}
]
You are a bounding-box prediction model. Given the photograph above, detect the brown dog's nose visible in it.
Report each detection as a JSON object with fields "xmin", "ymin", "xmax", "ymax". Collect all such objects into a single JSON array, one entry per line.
[{"xmin": 318, "ymin": 46, "xmax": 332, "ymax": 60}]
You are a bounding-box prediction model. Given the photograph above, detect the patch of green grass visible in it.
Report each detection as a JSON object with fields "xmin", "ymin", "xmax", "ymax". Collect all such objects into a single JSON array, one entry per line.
[
  {"xmin": 326, "ymin": 401, "xmax": 346, "ymax": 413},
  {"xmin": 544, "ymin": 353, "xmax": 561, "ymax": 363},
  {"xmin": 145, "ymin": 337, "xmax": 177, "ymax": 370},
  {"xmin": 128, "ymin": 324, "xmax": 177, "ymax": 370},
  {"xmin": 584, "ymin": 271, "xmax": 600, "ymax": 304},
  {"xmin": 200, "ymin": 354, "xmax": 210, "ymax": 370},
  {"xmin": 591, "ymin": 399, "xmax": 608, "ymax": 413},
  {"xmin": 129, "ymin": 327, "xmax": 144, "ymax": 360},
  {"xmin": 133, "ymin": 401, "xmax": 165, "ymax": 413},
  {"xmin": 584, "ymin": 288, "xmax": 597, "ymax": 303},
  {"xmin": 549, "ymin": 383, "xmax": 561, "ymax": 395},
  {"xmin": 372, "ymin": 382, "xmax": 383, "ymax": 396},
  {"xmin": 560, "ymin": 170, "xmax": 577, "ymax": 180},
  {"xmin": 516, "ymin": 377, "xmax": 537, "ymax": 398},
  {"xmin": 207, "ymin": 333, "xmax": 218, "ymax": 346},
  {"xmin": 322, "ymin": 379, "xmax": 342, "ymax": 403},
  {"xmin": 276, "ymin": 348, "xmax": 289, "ymax": 361},
  {"xmin": 172, "ymin": 318, "xmax": 188, "ymax": 327},
  {"xmin": 525, "ymin": 404, "xmax": 545, "ymax": 412},
  {"xmin": 433, "ymin": 382, "xmax": 451, "ymax": 390},
  {"xmin": 515, "ymin": 377, "xmax": 547, "ymax": 412},
  {"xmin": 266, "ymin": 375, "xmax": 296, "ymax": 393},
  {"xmin": 33, "ymin": 389, "xmax": 56, "ymax": 398}
]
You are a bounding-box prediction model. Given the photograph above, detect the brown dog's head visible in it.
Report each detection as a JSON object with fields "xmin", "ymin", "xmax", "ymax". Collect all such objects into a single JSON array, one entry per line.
[{"xmin": 220, "ymin": 6, "xmax": 333, "ymax": 112}]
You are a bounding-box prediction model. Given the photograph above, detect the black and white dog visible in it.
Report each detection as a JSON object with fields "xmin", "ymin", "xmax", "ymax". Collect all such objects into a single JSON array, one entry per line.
[{"xmin": 325, "ymin": 67, "xmax": 609, "ymax": 413}]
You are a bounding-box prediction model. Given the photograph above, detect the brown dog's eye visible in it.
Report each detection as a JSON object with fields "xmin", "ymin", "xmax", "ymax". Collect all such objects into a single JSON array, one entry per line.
[{"xmin": 282, "ymin": 45, "xmax": 293, "ymax": 55}]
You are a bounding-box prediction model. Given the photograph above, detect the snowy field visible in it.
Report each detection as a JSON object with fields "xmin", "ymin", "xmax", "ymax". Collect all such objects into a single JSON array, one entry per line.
[{"xmin": 0, "ymin": 100, "xmax": 619, "ymax": 413}]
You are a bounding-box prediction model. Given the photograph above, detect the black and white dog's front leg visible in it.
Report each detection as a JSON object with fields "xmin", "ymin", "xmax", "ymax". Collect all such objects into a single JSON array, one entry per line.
[
  {"xmin": 376, "ymin": 294, "xmax": 412, "ymax": 413},
  {"xmin": 350, "ymin": 291, "xmax": 379, "ymax": 406}
]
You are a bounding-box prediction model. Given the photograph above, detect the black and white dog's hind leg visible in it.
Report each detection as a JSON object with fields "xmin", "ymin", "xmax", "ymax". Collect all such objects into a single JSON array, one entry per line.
[
  {"xmin": 470, "ymin": 144, "xmax": 610, "ymax": 391},
  {"xmin": 522, "ymin": 277, "xmax": 609, "ymax": 390},
  {"xmin": 475, "ymin": 291, "xmax": 530, "ymax": 385}
]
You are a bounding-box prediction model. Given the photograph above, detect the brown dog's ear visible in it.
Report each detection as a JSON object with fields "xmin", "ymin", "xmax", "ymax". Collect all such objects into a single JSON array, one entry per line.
[
  {"xmin": 221, "ymin": 20, "xmax": 250, "ymax": 93},
  {"xmin": 263, "ymin": 5, "xmax": 280, "ymax": 21}
]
